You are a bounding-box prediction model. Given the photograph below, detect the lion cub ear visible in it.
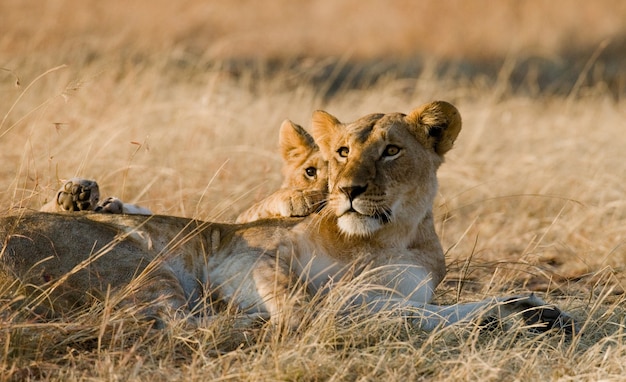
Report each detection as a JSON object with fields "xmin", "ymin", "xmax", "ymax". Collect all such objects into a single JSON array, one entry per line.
[
  {"xmin": 311, "ymin": 110, "xmax": 342, "ymax": 160},
  {"xmin": 279, "ymin": 120, "xmax": 317, "ymax": 163},
  {"xmin": 406, "ymin": 101, "xmax": 462, "ymax": 156}
]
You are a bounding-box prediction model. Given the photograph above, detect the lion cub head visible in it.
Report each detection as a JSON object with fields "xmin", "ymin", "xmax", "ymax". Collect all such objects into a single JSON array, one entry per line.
[
  {"xmin": 278, "ymin": 119, "xmax": 328, "ymax": 193},
  {"xmin": 311, "ymin": 101, "xmax": 461, "ymax": 240}
]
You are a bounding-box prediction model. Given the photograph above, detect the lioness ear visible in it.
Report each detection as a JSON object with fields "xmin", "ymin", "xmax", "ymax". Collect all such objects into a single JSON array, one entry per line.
[
  {"xmin": 406, "ymin": 101, "xmax": 462, "ymax": 156},
  {"xmin": 279, "ymin": 120, "xmax": 316, "ymax": 163},
  {"xmin": 311, "ymin": 110, "xmax": 342, "ymax": 160}
]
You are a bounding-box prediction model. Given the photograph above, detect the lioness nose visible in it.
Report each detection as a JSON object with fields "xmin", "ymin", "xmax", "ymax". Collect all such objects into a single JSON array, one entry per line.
[{"xmin": 339, "ymin": 185, "xmax": 367, "ymax": 201}]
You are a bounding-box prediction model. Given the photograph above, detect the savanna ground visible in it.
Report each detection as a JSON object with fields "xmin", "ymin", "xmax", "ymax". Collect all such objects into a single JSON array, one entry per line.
[{"xmin": 1, "ymin": 1, "xmax": 626, "ymax": 380}]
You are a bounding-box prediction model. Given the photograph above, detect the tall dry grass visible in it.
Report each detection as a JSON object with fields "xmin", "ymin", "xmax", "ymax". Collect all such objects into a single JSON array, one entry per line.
[{"xmin": 2, "ymin": 1, "xmax": 626, "ymax": 380}]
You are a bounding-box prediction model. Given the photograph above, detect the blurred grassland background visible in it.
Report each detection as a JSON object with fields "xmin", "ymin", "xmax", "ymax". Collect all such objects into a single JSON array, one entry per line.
[{"xmin": 2, "ymin": 0, "xmax": 626, "ymax": 380}]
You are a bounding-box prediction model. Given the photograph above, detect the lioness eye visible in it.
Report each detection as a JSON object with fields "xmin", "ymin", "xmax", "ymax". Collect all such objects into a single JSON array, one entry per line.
[
  {"xmin": 337, "ymin": 147, "xmax": 349, "ymax": 158},
  {"xmin": 305, "ymin": 167, "xmax": 317, "ymax": 179},
  {"xmin": 383, "ymin": 145, "xmax": 400, "ymax": 157}
]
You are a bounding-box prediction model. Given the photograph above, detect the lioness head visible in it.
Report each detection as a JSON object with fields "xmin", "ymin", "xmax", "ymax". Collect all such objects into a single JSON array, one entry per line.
[
  {"xmin": 279, "ymin": 119, "xmax": 328, "ymax": 193},
  {"xmin": 311, "ymin": 101, "xmax": 461, "ymax": 239}
]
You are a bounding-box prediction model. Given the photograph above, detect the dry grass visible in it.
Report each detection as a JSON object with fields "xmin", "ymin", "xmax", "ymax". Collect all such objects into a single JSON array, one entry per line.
[{"xmin": 2, "ymin": 1, "xmax": 626, "ymax": 380}]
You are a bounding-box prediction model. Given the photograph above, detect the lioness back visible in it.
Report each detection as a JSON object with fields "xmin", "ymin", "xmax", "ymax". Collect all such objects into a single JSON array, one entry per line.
[{"xmin": 0, "ymin": 211, "xmax": 300, "ymax": 323}]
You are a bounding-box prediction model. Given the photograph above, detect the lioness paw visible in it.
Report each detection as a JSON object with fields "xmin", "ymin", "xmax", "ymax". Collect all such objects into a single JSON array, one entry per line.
[
  {"xmin": 42, "ymin": 178, "xmax": 101, "ymax": 212},
  {"xmin": 500, "ymin": 294, "xmax": 578, "ymax": 335}
]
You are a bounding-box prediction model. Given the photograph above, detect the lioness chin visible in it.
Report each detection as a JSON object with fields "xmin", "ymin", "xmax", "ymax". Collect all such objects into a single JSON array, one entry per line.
[{"xmin": 1, "ymin": 101, "xmax": 576, "ymax": 333}]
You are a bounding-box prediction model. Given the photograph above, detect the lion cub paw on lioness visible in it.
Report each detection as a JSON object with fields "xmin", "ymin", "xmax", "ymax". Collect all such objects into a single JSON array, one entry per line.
[
  {"xmin": 8, "ymin": 101, "xmax": 576, "ymax": 334},
  {"xmin": 40, "ymin": 178, "xmax": 152, "ymax": 215}
]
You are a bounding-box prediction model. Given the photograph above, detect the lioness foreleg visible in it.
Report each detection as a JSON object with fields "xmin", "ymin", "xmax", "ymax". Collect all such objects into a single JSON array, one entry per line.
[
  {"xmin": 406, "ymin": 294, "xmax": 578, "ymax": 334},
  {"xmin": 209, "ymin": 251, "xmax": 307, "ymax": 330}
]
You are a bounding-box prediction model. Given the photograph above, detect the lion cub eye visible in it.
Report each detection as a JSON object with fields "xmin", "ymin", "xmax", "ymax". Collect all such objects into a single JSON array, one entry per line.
[
  {"xmin": 337, "ymin": 146, "xmax": 349, "ymax": 158},
  {"xmin": 382, "ymin": 145, "xmax": 401, "ymax": 157},
  {"xmin": 304, "ymin": 166, "xmax": 317, "ymax": 179}
]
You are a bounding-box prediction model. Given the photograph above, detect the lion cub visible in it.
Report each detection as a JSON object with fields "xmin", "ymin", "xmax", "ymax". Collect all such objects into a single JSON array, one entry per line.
[
  {"xmin": 40, "ymin": 120, "xmax": 325, "ymax": 223},
  {"xmin": 235, "ymin": 120, "xmax": 327, "ymax": 222}
]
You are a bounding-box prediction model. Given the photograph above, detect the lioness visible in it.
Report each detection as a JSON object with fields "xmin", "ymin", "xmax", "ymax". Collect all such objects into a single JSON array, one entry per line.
[{"xmin": 1, "ymin": 101, "xmax": 575, "ymax": 332}]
